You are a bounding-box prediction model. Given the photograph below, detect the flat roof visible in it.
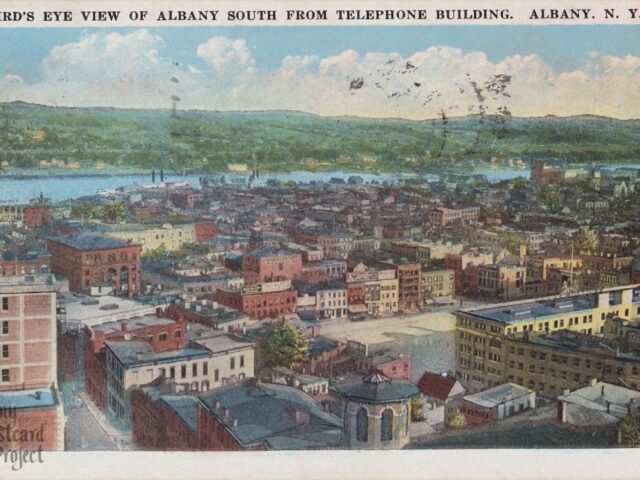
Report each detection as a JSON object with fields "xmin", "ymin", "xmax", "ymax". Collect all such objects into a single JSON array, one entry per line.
[
  {"xmin": 105, "ymin": 340, "xmax": 209, "ymax": 367},
  {"xmin": 61, "ymin": 293, "xmax": 162, "ymax": 327},
  {"xmin": 463, "ymin": 383, "xmax": 534, "ymax": 408},
  {"xmin": 458, "ymin": 285, "xmax": 640, "ymax": 325},
  {"xmin": 190, "ymin": 332, "xmax": 254, "ymax": 354},
  {"xmin": 91, "ymin": 314, "xmax": 175, "ymax": 335},
  {"xmin": 0, "ymin": 274, "xmax": 56, "ymax": 293},
  {"xmin": 0, "ymin": 388, "xmax": 56, "ymax": 410},
  {"xmin": 559, "ymin": 381, "xmax": 640, "ymax": 409}
]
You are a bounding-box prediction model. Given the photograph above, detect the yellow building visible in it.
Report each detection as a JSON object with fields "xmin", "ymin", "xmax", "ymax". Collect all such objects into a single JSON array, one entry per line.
[
  {"xmin": 106, "ymin": 223, "xmax": 196, "ymax": 254},
  {"xmin": 455, "ymin": 284, "xmax": 640, "ymax": 391}
]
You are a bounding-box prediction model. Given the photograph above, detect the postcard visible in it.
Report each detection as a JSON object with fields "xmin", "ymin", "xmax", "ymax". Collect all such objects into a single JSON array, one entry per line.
[{"xmin": 0, "ymin": 0, "xmax": 639, "ymax": 478}]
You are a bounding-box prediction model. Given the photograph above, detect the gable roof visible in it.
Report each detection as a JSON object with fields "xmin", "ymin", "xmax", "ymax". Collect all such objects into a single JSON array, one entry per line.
[{"xmin": 417, "ymin": 372, "xmax": 460, "ymax": 401}]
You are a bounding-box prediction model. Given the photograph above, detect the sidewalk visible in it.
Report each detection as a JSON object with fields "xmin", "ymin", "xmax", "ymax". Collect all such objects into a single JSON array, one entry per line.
[{"xmin": 78, "ymin": 392, "xmax": 133, "ymax": 450}]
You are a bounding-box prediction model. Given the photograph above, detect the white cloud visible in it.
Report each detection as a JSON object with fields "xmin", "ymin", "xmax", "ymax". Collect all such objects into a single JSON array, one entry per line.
[
  {"xmin": 3, "ymin": 30, "xmax": 640, "ymax": 119},
  {"xmin": 196, "ymin": 37, "xmax": 255, "ymax": 75}
]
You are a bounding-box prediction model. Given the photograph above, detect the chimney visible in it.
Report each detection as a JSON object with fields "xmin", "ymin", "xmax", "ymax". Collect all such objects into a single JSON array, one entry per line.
[
  {"xmin": 590, "ymin": 378, "xmax": 598, "ymax": 387},
  {"xmin": 136, "ymin": 352, "xmax": 144, "ymax": 361},
  {"xmin": 323, "ymin": 402, "xmax": 330, "ymax": 413},
  {"xmin": 214, "ymin": 400, "xmax": 221, "ymax": 409},
  {"xmin": 232, "ymin": 418, "xmax": 238, "ymax": 428},
  {"xmin": 562, "ymin": 389, "xmax": 570, "ymax": 397},
  {"xmin": 223, "ymin": 408, "xmax": 230, "ymax": 420}
]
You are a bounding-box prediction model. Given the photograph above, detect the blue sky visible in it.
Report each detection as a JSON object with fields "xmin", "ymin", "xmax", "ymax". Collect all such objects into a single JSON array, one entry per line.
[
  {"xmin": 2, "ymin": 25, "xmax": 640, "ymax": 82},
  {"xmin": 2, "ymin": 25, "xmax": 640, "ymax": 118}
]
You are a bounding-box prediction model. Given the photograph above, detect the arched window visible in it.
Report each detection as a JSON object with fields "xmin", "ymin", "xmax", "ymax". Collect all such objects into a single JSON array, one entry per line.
[
  {"xmin": 356, "ymin": 407, "xmax": 368, "ymax": 442},
  {"xmin": 381, "ymin": 408, "xmax": 393, "ymax": 442}
]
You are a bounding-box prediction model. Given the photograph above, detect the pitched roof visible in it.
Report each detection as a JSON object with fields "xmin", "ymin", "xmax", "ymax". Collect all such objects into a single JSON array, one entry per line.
[{"xmin": 417, "ymin": 372, "xmax": 459, "ymax": 401}]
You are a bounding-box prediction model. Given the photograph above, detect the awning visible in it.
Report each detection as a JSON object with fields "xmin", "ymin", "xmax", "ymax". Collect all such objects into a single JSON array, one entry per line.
[{"xmin": 348, "ymin": 305, "xmax": 368, "ymax": 313}]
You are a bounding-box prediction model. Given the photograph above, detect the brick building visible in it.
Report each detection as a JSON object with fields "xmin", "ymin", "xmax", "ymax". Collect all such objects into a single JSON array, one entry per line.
[
  {"xmin": 0, "ymin": 275, "xmax": 64, "ymax": 450},
  {"xmin": 84, "ymin": 311, "xmax": 186, "ymax": 409},
  {"xmin": 194, "ymin": 222, "xmax": 218, "ymax": 242},
  {"xmin": 132, "ymin": 379, "xmax": 342, "ymax": 450},
  {"xmin": 47, "ymin": 234, "xmax": 141, "ymax": 296},
  {"xmin": 0, "ymin": 251, "xmax": 50, "ymax": 277},
  {"xmin": 242, "ymin": 246, "xmax": 302, "ymax": 283},
  {"xmin": 215, "ymin": 280, "xmax": 298, "ymax": 320}
]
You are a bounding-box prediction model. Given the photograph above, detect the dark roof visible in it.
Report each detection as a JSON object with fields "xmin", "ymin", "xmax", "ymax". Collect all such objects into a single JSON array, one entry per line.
[
  {"xmin": 49, "ymin": 234, "xmax": 134, "ymax": 251},
  {"xmin": 199, "ymin": 382, "xmax": 342, "ymax": 448},
  {"xmin": 335, "ymin": 372, "xmax": 418, "ymax": 403},
  {"xmin": 105, "ymin": 340, "xmax": 209, "ymax": 367},
  {"xmin": 160, "ymin": 395, "xmax": 200, "ymax": 432},
  {"xmin": 247, "ymin": 246, "xmax": 298, "ymax": 259},
  {"xmin": 417, "ymin": 372, "xmax": 458, "ymax": 401}
]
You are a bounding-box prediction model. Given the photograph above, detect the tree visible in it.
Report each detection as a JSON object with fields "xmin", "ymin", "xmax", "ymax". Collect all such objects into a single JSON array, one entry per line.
[
  {"xmin": 535, "ymin": 186, "xmax": 562, "ymax": 212},
  {"xmin": 410, "ymin": 395, "xmax": 425, "ymax": 422},
  {"xmin": 619, "ymin": 410, "xmax": 640, "ymax": 447},
  {"xmin": 101, "ymin": 203, "xmax": 127, "ymax": 223},
  {"xmin": 259, "ymin": 321, "xmax": 309, "ymax": 369},
  {"xmin": 444, "ymin": 408, "xmax": 467, "ymax": 428},
  {"xmin": 142, "ymin": 245, "xmax": 168, "ymax": 261},
  {"xmin": 501, "ymin": 232, "xmax": 525, "ymax": 255},
  {"xmin": 571, "ymin": 228, "xmax": 598, "ymax": 254},
  {"xmin": 70, "ymin": 202, "xmax": 99, "ymax": 220},
  {"xmin": 510, "ymin": 177, "xmax": 529, "ymax": 202}
]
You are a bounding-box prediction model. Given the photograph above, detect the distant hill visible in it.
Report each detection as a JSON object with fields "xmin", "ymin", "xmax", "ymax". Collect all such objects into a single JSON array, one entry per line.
[{"xmin": 1, "ymin": 102, "xmax": 639, "ymax": 174}]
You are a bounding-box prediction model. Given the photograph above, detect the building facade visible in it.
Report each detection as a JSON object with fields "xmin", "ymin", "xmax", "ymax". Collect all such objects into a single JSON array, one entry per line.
[{"xmin": 48, "ymin": 234, "xmax": 141, "ymax": 296}]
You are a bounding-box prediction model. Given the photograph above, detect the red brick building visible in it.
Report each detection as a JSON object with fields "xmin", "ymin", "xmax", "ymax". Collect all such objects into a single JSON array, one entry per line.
[
  {"xmin": 0, "ymin": 251, "xmax": 50, "ymax": 277},
  {"xmin": 242, "ymin": 246, "xmax": 302, "ymax": 283},
  {"xmin": 357, "ymin": 353, "xmax": 412, "ymax": 380},
  {"xmin": 215, "ymin": 282, "xmax": 298, "ymax": 320},
  {"xmin": 84, "ymin": 311, "xmax": 186, "ymax": 409},
  {"xmin": 132, "ymin": 380, "xmax": 341, "ymax": 451},
  {"xmin": 169, "ymin": 191, "xmax": 204, "ymax": 209},
  {"xmin": 47, "ymin": 234, "xmax": 141, "ymax": 296},
  {"xmin": 194, "ymin": 222, "xmax": 218, "ymax": 242},
  {"xmin": 23, "ymin": 204, "xmax": 51, "ymax": 229},
  {"xmin": 0, "ymin": 387, "xmax": 64, "ymax": 451}
]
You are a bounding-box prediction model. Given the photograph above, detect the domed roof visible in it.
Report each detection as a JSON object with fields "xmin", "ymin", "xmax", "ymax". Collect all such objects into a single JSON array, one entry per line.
[{"xmin": 336, "ymin": 372, "xmax": 418, "ymax": 403}]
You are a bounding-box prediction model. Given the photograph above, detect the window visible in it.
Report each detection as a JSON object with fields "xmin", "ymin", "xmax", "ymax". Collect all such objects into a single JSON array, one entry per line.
[
  {"xmin": 230, "ymin": 357, "xmax": 235, "ymax": 370},
  {"xmin": 159, "ymin": 368, "xmax": 166, "ymax": 378},
  {"xmin": 192, "ymin": 363, "xmax": 198, "ymax": 377},
  {"xmin": 203, "ymin": 362, "xmax": 208, "ymax": 375},
  {"xmin": 181, "ymin": 365, "xmax": 187, "ymax": 379},
  {"xmin": 1, "ymin": 321, "xmax": 7, "ymax": 335},
  {"xmin": 240, "ymin": 355, "xmax": 245, "ymax": 368},
  {"xmin": 170, "ymin": 367, "xmax": 175, "ymax": 379},
  {"xmin": 159, "ymin": 333, "xmax": 167, "ymax": 342},
  {"xmin": 175, "ymin": 330, "xmax": 181, "ymax": 338},
  {"xmin": 356, "ymin": 407, "xmax": 368, "ymax": 442},
  {"xmin": 1, "ymin": 345, "xmax": 7, "ymax": 358},
  {"xmin": 214, "ymin": 369, "xmax": 220, "ymax": 382},
  {"xmin": 381, "ymin": 409, "xmax": 393, "ymax": 442},
  {"xmin": 1, "ymin": 297, "xmax": 7, "ymax": 311},
  {"xmin": 1, "ymin": 369, "xmax": 9, "ymax": 382}
]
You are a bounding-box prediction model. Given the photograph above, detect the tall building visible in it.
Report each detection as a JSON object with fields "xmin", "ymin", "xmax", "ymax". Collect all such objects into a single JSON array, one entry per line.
[
  {"xmin": 0, "ymin": 275, "xmax": 64, "ymax": 450},
  {"xmin": 47, "ymin": 234, "xmax": 141, "ymax": 296},
  {"xmin": 455, "ymin": 284, "xmax": 640, "ymax": 391}
]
